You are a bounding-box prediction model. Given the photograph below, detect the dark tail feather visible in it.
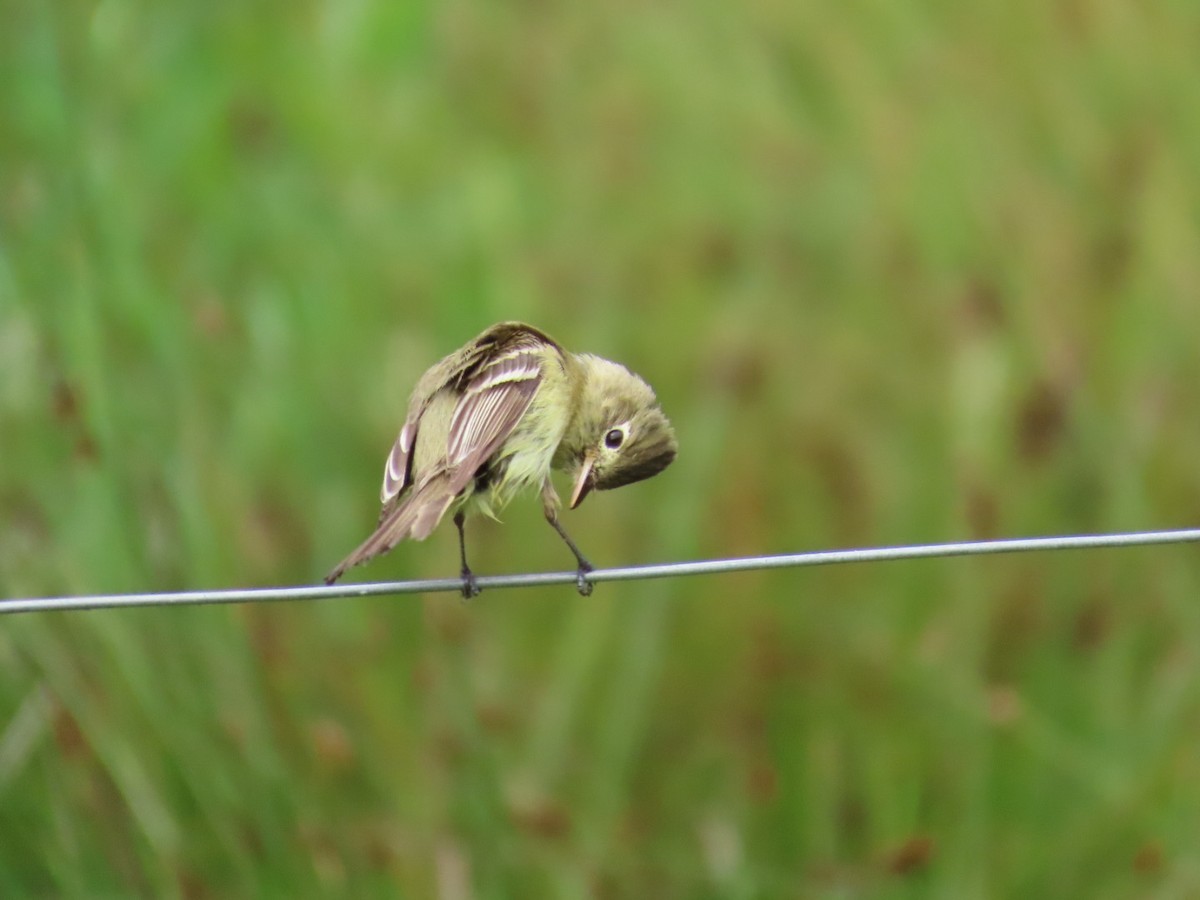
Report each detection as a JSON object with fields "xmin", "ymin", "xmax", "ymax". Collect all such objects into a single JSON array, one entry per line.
[{"xmin": 324, "ymin": 475, "xmax": 457, "ymax": 584}]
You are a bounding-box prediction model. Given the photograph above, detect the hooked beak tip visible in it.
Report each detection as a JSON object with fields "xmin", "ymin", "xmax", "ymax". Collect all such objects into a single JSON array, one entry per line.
[{"xmin": 570, "ymin": 456, "xmax": 596, "ymax": 509}]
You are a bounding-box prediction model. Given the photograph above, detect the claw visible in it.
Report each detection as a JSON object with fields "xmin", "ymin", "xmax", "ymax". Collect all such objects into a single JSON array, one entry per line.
[
  {"xmin": 575, "ymin": 562, "xmax": 594, "ymax": 597},
  {"xmin": 461, "ymin": 567, "xmax": 481, "ymax": 600}
]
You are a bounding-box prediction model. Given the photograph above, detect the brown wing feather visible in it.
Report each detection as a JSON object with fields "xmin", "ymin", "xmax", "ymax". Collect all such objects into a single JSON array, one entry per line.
[
  {"xmin": 381, "ymin": 421, "xmax": 417, "ymax": 504},
  {"xmin": 444, "ymin": 343, "xmax": 543, "ymax": 493}
]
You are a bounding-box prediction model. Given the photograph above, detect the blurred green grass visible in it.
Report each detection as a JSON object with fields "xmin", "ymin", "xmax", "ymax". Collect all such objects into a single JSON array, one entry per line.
[{"xmin": 2, "ymin": 0, "xmax": 1200, "ymax": 895}]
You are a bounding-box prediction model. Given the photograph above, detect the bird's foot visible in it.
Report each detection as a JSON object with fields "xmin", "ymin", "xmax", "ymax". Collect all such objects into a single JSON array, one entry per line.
[
  {"xmin": 460, "ymin": 567, "xmax": 481, "ymax": 600},
  {"xmin": 574, "ymin": 561, "xmax": 594, "ymax": 597}
]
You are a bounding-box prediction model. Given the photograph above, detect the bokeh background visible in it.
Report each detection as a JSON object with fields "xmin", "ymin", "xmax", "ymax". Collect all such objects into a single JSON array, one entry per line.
[{"xmin": 3, "ymin": 0, "xmax": 1200, "ymax": 896}]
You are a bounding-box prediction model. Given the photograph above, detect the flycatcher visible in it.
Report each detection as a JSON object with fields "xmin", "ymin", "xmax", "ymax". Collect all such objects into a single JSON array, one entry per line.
[{"xmin": 325, "ymin": 322, "xmax": 677, "ymax": 596}]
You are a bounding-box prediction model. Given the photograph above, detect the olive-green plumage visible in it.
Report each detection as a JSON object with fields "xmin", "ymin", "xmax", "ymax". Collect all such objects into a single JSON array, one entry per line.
[{"xmin": 325, "ymin": 322, "xmax": 677, "ymax": 593}]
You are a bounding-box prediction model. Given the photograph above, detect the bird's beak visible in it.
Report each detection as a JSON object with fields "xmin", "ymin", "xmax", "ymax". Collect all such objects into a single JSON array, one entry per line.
[{"xmin": 570, "ymin": 454, "xmax": 597, "ymax": 509}]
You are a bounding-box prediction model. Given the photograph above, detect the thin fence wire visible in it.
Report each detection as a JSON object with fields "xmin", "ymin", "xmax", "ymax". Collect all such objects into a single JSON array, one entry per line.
[{"xmin": 3, "ymin": 527, "xmax": 1198, "ymax": 615}]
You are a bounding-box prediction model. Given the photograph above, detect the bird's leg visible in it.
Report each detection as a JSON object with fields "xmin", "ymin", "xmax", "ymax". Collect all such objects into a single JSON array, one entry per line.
[
  {"xmin": 542, "ymin": 480, "xmax": 593, "ymax": 596},
  {"xmin": 454, "ymin": 511, "xmax": 481, "ymax": 599},
  {"xmin": 549, "ymin": 517, "xmax": 594, "ymax": 596}
]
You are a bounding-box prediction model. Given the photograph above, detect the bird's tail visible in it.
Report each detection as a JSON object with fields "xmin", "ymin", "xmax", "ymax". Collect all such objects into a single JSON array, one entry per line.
[{"xmin": 324, "ymin": 473, "xmax": 458, "ymax": 584}]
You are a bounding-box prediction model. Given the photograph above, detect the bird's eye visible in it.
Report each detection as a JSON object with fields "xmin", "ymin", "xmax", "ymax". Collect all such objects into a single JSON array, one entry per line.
[{"xmin": 605, "ymin": 428, "xmax": 625, "ymax": 449}]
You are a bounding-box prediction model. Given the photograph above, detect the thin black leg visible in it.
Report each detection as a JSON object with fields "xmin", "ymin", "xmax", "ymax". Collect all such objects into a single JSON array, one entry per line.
[
  {"xmin": 546, "ymin": 515, "xmax": 594, "ymax": 596},
  {"xmin": 454, "ymin": 511, "xmax": 480, "ymax": 599}
]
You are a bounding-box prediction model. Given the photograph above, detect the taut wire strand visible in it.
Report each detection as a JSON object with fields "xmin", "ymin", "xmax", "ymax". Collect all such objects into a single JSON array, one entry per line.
[{"xmin": 3, "ymin": 528, "xmax": 1198, "ymax": 615}]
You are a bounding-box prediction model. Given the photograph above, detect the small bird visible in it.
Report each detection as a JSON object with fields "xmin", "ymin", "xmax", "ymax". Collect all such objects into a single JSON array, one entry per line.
[{"xmin": 325, "ymin": 322, "xmax": 677, "ymax": 596}]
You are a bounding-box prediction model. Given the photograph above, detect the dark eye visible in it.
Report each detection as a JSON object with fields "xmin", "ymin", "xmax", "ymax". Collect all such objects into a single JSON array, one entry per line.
[{"xmin": 605, "ymin": 428, "xmax": 625, "ymax": 449}]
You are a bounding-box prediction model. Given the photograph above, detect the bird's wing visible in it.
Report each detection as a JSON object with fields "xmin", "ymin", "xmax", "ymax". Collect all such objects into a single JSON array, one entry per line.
[
  {"xmin": 380, "ymin": 357, "xmax": 463, "ymax": 505},
  {"xmin": 442, "ymin": 332, "xmax": 546, "ymax": 494},
  {"xmin": 381, "ymin": 418, "xmax": 419, "ymax": 505},
  {"xmin": 379, "ymin": 324, "xmax": 556, "ymax": 506}
]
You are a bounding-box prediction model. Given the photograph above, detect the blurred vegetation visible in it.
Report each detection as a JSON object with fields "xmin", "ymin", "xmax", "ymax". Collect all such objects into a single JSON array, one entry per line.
[{"xmin": 2, "ymin": 0, "xmax": 1200, "ymax": 896}]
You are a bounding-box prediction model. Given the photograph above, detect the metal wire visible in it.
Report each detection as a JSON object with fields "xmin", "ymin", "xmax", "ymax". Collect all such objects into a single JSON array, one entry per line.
[{"xmin": 3, "ymin": 527, "xmax": 1198, "ymax": 615}]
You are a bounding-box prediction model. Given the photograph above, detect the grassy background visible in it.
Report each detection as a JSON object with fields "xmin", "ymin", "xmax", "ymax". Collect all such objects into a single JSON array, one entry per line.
[{"xmin": 3, "ymin": 0, "xmax": 1200, "ymax": 896}]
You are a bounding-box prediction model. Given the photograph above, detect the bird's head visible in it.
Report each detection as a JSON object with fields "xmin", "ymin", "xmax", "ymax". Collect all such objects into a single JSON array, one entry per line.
[{"xmin": 568, "ymin": 355, "xmax": 678, "ymax": 509}]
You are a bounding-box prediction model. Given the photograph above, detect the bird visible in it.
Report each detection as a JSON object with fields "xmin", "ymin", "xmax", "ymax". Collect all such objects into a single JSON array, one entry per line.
[{"xmin": 324, "ymin": 322, "xmax": 677, "ymax": 596}]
